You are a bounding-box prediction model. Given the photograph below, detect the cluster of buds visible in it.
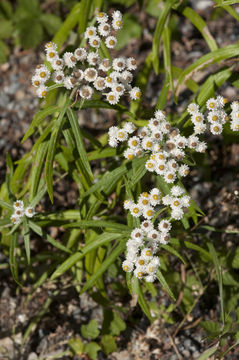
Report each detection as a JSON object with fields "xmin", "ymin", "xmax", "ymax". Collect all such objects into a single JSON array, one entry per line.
[
  {"xmin": 31, "ymin": 11, "xmax": 141, "ymax": 104},
  {"xmin": 108, "ymin": 111, "xmax": 207, "ymax": 184},
  {"xmin": 122, "ymin": 186, "xmax": 190, "ymax": 281},
  {"xmin": 10, "ymin": 201, "xmax": 35, "ymax": 225}
]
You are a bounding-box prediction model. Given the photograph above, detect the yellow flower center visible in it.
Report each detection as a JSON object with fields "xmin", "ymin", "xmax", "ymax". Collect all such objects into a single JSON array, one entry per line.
[
  {"xmin": 184, "ymin": 169, "xmax": 189, "ymax": 175},
  {"xmin": 118, "ymin": 131, "xmax": 124, "ymax": 138},
  {"xmin": 133, "ymin": 207, "xmax": 139, "ymax": 214},
  {"xmin": 168, "ymin": 174, "xmax": 173, "ymax": 179},
  {"xmin": 137, "ymin": 272, "xmax": 143, "ymax": 278},
  {"xmin": 142, "ymin": 192, "xmax": 149, "ymax": 198},
  {"xmin": 123, "ymin": 265, "xmax": 129, "ymax": 271},
  {"xmin": 93, "ymin": 40, "xmax": 98, "ymax": 46},
  {"xmin": 148, "ymin": 266, "xmax": 154, "ymax": 273},
  {"xmin": 88, "ymin": 30, "xmax": 94, "ymax": 36},
  {"xmin": 196, "ymin": 116, "xmax": 202, "ymax": 122},
  {"xmin": 136, "ymin": 91, "xmax": 141, "ymax": 98},
  {"xmin": 209, "ymin": 102, "xmax": 214, "ymax": 108},
  {"xmin": 98, "ymin": 12, "xmax": 104, "ymax": 17},
  {"xmin": 142, "ymin": 199, "xmax": 148, "ymax": 205},
  {"xmin": 42, "ymin": 91, "xmax": 47, "ymax": 97},
  {"xmin": 159, "ymin": 165, "xmax": 165, "ymax": 170},
  {"xmin": 131, "ymin": 140, "xmax": 138, "ymax": 146},
  {"xmin": 146, "ymin": 210, "xmax": 153, "ymax": 217},
  {"xmin": 138, "ymin": 259, "xmax": 145, "ymax": 265},
  {"xmin": 116, "ymin": 86, "xmax": 122, "ymax": 92},
  {"xmin": 28, "ymin": 209, "xmax": 33, "ymax": 214},
  {"xmin": 212, "ymin": 115, "xmax": 218, "ymax": 121},
  {"xmin": 146, "ymin": 250, "xmax": 152, "ymax": 256},
  {"xmin": 40, "ymin": 72, "xmax": 46, "ymax": 78},
  {"xmin": 116, "ymin": 20, "xmax": 122, "ymax": 26},
  {"xmin": 106, "ymin": 77, "xmax": 112, "ymax": 83},
  {"xmin": 151, "ymin": 155, "xmax": 156, "ymax": 160},
  {"xmin": 153, "ymin": 194, "xmax": 159, "ymax": 200},
  {"xmin": 109, "ymin": 95, "xmax": 115, "ymax": 101},
  {"xmin": 128, "ymin": 154, "xmax": 134, "ymax": 160},
  {"xmin": 146, "ymin": 141, "xmax": 152, "ymax": 148},
  {"xmin": 34, "ymin": 81, "xmax": 39, "ymax": 86},
  {"xmin": 213, "ymin": 126, "xmax": 219, "ymax": 132},
  {"xmin": 46, "ymin": 42, "xmax": 52, "ymax": 47},
  {"xmin": 159, "ymin": 154, "xmax": 164, "ymax": 159},
  {"xmin": 147, "ymin": 162, "xmax": 153, "ymax": 168},
  {"xmin": 49, "ymin": 52, "xmax": 55, "ymax": 58},
  {"xmin": 173, "ymin": 201, "xmax": 180, "ymax": 207},
  {"xmin": 109, "ymin": 40, "xmax": 115, "ymax": 45}
]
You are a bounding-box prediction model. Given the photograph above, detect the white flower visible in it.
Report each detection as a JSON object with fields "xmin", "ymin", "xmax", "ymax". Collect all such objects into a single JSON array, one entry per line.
[
  {"xmin": 147, "ymin": 229, "xmax": 160, "ymax": 242},
  {"xmin": 123, "ymin": 122, "xmax": 136, "ymax": 134},
  {"xmin": 36, "ymin": 85, "xmax": 48, "ymax": 98},
  {"xmin": 126, "ymin": 57, "xmax": 137, "ymax": 70},
  {"xmin": 158, "ymin": 219, "xmax": 172, "ymax": 233},
  {"xmin": 96, "ymin": 12, "xmax": 108, "ymax": 23},
  {"xmin": 145, "ymin": 159, "xmax": 156, "ymax": 172},
  {"xmin": 106, "ymin": 92, "xmax": 120, "ymax": 105},
  {"xmin": 53, "ymin": 71, "xmax": 65, "ymax": 84},
  {"xmin": 98, "ymin": 22, "xmax": 111, "ymax": 36},
  {"xmin": 89, "ymin": 36, "xmax": 101, "ymax": 48},
  {"xmin": 142, "ymin": 137, "xmax": 154, "ymax": 151},
  {"xmin": 87, "ymin": 51, "xmax": 99, "ymax": 65},
  {"xmin": 131, "ymin": 228, "xmax": 144, "ymax": 240},
  {"xmin": 31, "ymin": 74, "xmax": 43, "ymax": 87},
  {"xmin": 130, "ymin": 204, "xmax": 142, "ymax": 217},
  {"xmin": 194, "ymin": 123, "xmax": 207, "ymax": 134},
  {"xmin": 124, "ymin": 148, "xmax": 135, "ymax": 160},
  {"xmin": 14, "ymin": 200, "xmax": 24, "ymax": 210},
  {"xmin": 51, "ymin": 57, "xmax": 64, "ymax": 70},
  {"xmin": 122, "ymin": 260, "xmax": 134, "ymax": 272},
  {"xmin": 109, "ymin": 137, "xmax": 118, "ymax": 147},
  {"xmin": 171, "ymin": 186, "xmax": 185, "ymax": 197},
  {"xmin": 141, "ymin": 220, "xmax": 154, "ymax": 233},
  {"xmin": 35, "ymin": 65, "xmax": 50, "ymax": 81},
  {"xmin": 79, "ymin": 85, "xmax": 93, "ymax": 99},
  {"xmin": 84, "ymin": 68, "xmax": 98, "ymax": 82},
  {"xmin": 112, "ymin": 10, "xmax": 122, "ymax": 19},
  {"xmin": 162, "ymin": 194, "xmax": 173, "ymax": 206},
  {"xmin": 154, "ymin": 110, "xmax": 166, "ymax": 121},
  {"xmin": 64, "ymin": 76, "xmax": 75, "ymax": 90},
  {"xmin": 231, "ymin": 101, "xmax": 239, "ymax": 112},
  {"xmin": 46, "ymin": 49, "xmax": 58, "ymax": 63},
  {"xmin": 123, "ymin": 199, "xmax": 133, "ymax": 210},
  {"xmin": 196, "ymin": 141, "xmax": 207, "ymax": 153},
  {"xmin": 116, "ymin": 128, "xmax": 128, "ymax": 141},
  {"xmin": 138, "ymin": 126, "xmax": 150, "ymax": 138},
  {"xmin": 63, "ymin": 52, "xmax": 77, "ymax": 68},
  {"xmin": 74, "ymin": 48, "xmax": 87, "ymax": 61},
  {"xmin": 145, "ymin": 275, "xmax": 156, "ymax": 283},
  {"xmin": 141, "ymin": 247, "xmax": 153, "ymax": 260},
  {"xmin": 159, "ymin": 233, "xmax": 170, "ymax": 244},
  {"xmin": 112, "ymin": 83, "xmax": 125, "ymax": 96},
  {"xmin": 181, "ymin": 195, "xmax": 191, "ymax": 207},
  {"xmin": 134, "ymin": 268, "xmax": 144, "ymax": 279},
  {"xmin": 149, "ymin": 188, "xmax": 161, "ymax": 206},
  {"xmin": 178, "ymin": 164, "xmax": 190, "ymax": 177},
  {"xmin": 171, "ymin": 208, "xmax": 184, "ymax": 220},
  {"xmin": 25, "ymin": 207, "xmax": 35, "ymax": 218},
  {"xmin": 210, "ymin": 123, "xmax": 223, "ymax": 135},
  {"xmin": 129, "ymin": 87, "xmax": 141, "ymax": 100},
  {"xmin": 11, "ymin": 214, "xmax": 22, "ymax": 225},
  {"xmin": 175, "ymin": 135, "xmax": 188, "ymax": 148},
  {"xmin": 112, "ymin": 18, "xmax": 123, "ymax": 30},
  {"xmin": 85, "ymin": 26, "xmax": 97, "ymax": 38},
  {"xmin": 216, "ymin": 95, "xmax": 227, "ymax": 108},
  {"xmin": 230, "ymin": 119, "xmax": 239, "ymax": 131},
  {"xmin": 113, "ymin": 57, "xmax": 126, "ymax": 72},
  {"xmin": 206, "ymin": 98, "xmax": 218, "ymax": 110},
  {"xmin": 93, "ymin": 77, "xmax": 105, "ymax": 91},
  {"xmin": 188, "ymin": 135, "xmax": 199, "ymax": 149},
  {"xmin": 13, "ymin": 208, "xmax": 24, "ymax": 218},
  {"xmin": 143, "ymin": 206, "xmax": 155, "ymax": 219},
  {"xmin": 164, "ymin": 171, "xmax": 176, "ymax": 184},
  {"xmin": 105, "ymin": 36, "xmax": 117, "ymax": 48},
  {"xmin": 45, "ymin": 41, "xmax": 58, "ymax": 51},
  {"xmin": 121, "ymin": 70, "xmax": 133, "ymax": 83},
  {"xmin": 191, "ymin": 112, "xmax": 204, "ymax": 124},
  {"xmin": 187, "ymin": 103, "xmax": 199, "ymax": 115},
  {"xmin": 99, "ymin": 58, "xmax": 111, "ymax": 71}
]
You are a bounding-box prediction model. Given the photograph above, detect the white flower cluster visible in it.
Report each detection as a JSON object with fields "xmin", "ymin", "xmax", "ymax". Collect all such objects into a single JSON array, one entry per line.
[
  {"xmin": 230, "ymin": 101, "xmax": 239, "ymax": 131},
  {"xmin": 108, "ymin": 110, "xmax": 207, "ymax": 184},
  {"xmin": 31, "ymin": 11, "xmax": 141, "ymax": 104},
  {"xmin": 188, "ymin": 95, "xmax": 228, "ymax": 135},
  {"xmin": 10, "ymin": 201, "xmax": 35, "ymax": 224},
  {"xmin": 122, "ymin": 186, "xmax": 190, "ymax": 282}
]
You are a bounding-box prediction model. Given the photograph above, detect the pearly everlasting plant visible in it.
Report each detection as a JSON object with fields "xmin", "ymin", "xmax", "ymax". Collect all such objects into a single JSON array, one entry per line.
[{"xmin": 1, "ymin": 6, "xmax": 239, "ymax": 353}]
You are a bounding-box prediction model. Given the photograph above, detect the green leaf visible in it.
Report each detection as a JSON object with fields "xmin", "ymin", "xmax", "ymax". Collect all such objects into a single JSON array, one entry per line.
[
  {"xmin": 197, "ymin": 344, "xmax": 219, "ymax": 360},
  {"xmin": 132, "ymin": 277, "xmax": 155, "ymax": 321},
  {"xmin": 66, "ymin": 107, "xmax": 93, "ymax": 188},
  {"xmin": 208, "ymin": 242, "xmax": 225, "ymax": 326},
  {"xmin": 116, "ymin": 14, "xmax": 142, "ymax": 50},
  {"xmin": 156, "ymin": 269, "xmax": 176, "ymax": 301},
  {"xmin": 53, "ymin": 3, "xmax": 81, "ymax": 49},
  {"xmin": 0, "ymin": 199, "xmax": 13, "ymax": 210},
  {"xmin": 68, "ymin": 338, "xmax": 84, "ymax": 355},
  {"xmin": 64, "ymin": 220, "xmax": 130, "ymax": 233},
  {"xmin": 0, "ymin": 20, "xmax": 13, "ymax": 38},
  {"xmin": 29, "ymin": 141, "xmax": 48, "ymax": 201},
  {"xmin": 81, "ymin": 319, "xmax": 100, "ymax": 340},
  {"xmin": 152, "ymin": 0, "xmax": 177, "ymax": 74},
  {"xmin": 51, "ymin": 233, "xmax": 122, "ymax": 280},
  {"xmin": 101, "ymin": 335, "xmax": 117, "ymax": 355},
  {"xmin": 80, "ymin": 239, "xmax": 127, "ymax": 294},
  {"xmin": 40, "ymin": 13, "xmax": 62, "ymax": 35},
  {"xmin": 23, "ymin": 217, "xmax": 31, "ymax": 265},
  {"xmin": 10, "ymin": 232, "xmax": 20, "ymax": 284},
  {"xmin": 162, "ymin": 244, "xmax": 186, "ymax": 264},
  {"xmin": 0, "ymin": 39, "xmax": 10, "ymax": 63},
  {"xmin": 170, "ymin": 238, "xmax": 212, "ymax": 261},
  {"xmin": 22, "ymin": 104, "xmax": 59, "ymax": 143},
  {"xmin": 182, "ymin": 7, "xmax": 218, "ymax": 51},
  {"xmin": 232, "ymin": 248, "xmax": 239, "ymax": 269},
  {"xmin": 17, "ymin": 19, "xmax": 43, "ymax": 49},
  {"xmin": 78, "ymin": 0, "xmax": 92, "ymax": 35},
  {"xmin": 103, "ymin": 310, "xmax": 126, "ymax": 336},
  {"xmin": 176, "ymin": 44, "xmax": 239, "ymax": 95},
  {"xmin": 84, "ymin": 342, "xmax": 101, "ymax": 360},
  {"xmin": 45, "ymin": 100, "xmax": 69, "ymax": 202}
]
